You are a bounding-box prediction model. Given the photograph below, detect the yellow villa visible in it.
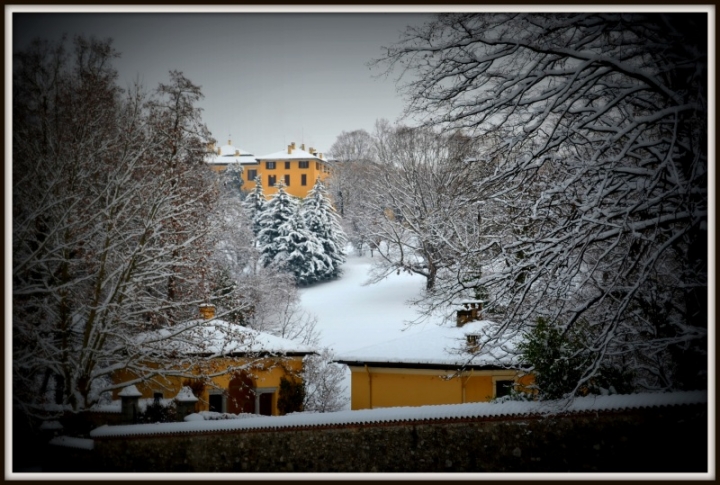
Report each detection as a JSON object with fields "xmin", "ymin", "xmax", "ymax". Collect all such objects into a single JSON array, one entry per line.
[
  {"xmin": 206, "ymin": 139, "xmax": 332, "ymax": 199},
  {"xmin": 248, "ymin": 142, "xmax": 332, "ymax": 199},
  {"xmin": 335, "ymin": 303, "xmax": 533, "ymax": 410},
  {"xmin": 112, "ymin": 305, "xmax": 315, "ymax": 416}
]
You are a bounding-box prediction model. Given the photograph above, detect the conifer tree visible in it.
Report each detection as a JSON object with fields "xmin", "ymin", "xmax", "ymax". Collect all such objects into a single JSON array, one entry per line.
[
  {"xmin": 302, "ymin": 178, "xmax": 348, "ymax": 280},
  {"xmin": 274, "ymin": 208, "xmax": 329, "ymax": 285},
  {"xmin": 256, "ymin": 181, "xmax": 298, "ymax": 266},
  {"xmin": 241, "ymin": 176, "xmax": 266, "ymax": 237}
]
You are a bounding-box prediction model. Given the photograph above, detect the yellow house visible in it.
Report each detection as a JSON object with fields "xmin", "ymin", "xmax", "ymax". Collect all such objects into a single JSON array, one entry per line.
[
  {"xmin": 335, "ymin": 304, "xmax": 533, "ymax": 410},
  {"xmin": 112, "ymin": 305, "xmax": 315, "ymax": 416},
  {"xmin": 249, "ymin": 142, "xmax": 332, "ymax": 199},
  {"xmin": 205, "ymin": 139, "xmax": 332, "ymax": 199}
]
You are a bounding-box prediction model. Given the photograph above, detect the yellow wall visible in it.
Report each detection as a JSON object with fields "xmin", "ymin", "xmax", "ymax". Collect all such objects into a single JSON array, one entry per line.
[
  {"xmin": 243, "ymin": 158, "xmax": 331, "ymax": 199},
  {"xmin": 348, "ymin": 366, "xmax": 534, "ymax": 410},
  {"xmin": 113, "ymin": 356, "xmax": 305, "ymax": 416}
]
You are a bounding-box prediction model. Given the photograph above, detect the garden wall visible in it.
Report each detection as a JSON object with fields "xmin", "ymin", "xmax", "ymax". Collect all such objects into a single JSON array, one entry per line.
[{"xmin": 47, "ymin": 403, "xmax": 707, "ymax": 473}]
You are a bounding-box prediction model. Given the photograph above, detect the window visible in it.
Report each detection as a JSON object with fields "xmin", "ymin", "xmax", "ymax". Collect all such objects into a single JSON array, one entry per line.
[
  {"xmin": 284, "ymin": 161, "xmax": 290, "ymax": 169},
  {"xmin": 495, "ymin": 380, "xmax": 514, "ymax": 398},
  {"xmin": 259, "ymin": 393, "xmax": 273, "ymax": 416},
  {"xmin": 299, "ymin": 161, "xmax": 309, "ymax": 169},
  {"xmin": 284, "ymin": 174, "xmax": 290, "ymax": 186},
  {"xmin": 208, "ymin": 393, "xmax": 224, "ymax": 413},
  {"xmin": 301, "ymin": 174, "xmax": 307, "ymax": 186},
  {"xmin": 254, "ymin": 388, "xmax": 277, "ymax": 416},
  {"xmin": 268, "ymin": 175, "xmax": 277, "ymax": 187},
  {"xmin": 266, "ymin": 161, "xmax": 276, "ymax": 170},
  {"xmin": 247, "ymin": 169, "xmax": 257, "ymax": 181},
  {"xmin": 316, "ymin": 162, "xmax": 321, "ymax": 170},
  {"xmin": 153, "ymin": 392, "xmax": 163, "ymax": 404}
]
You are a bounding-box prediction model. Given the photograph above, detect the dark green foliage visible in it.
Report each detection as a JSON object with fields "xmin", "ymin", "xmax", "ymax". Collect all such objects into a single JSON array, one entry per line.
[
  {"xmin": 138, "ymin": 400, "xmax": 177, "ymax": 424},
  {"xmin": 518, "ymin": 317, "xmax": 634, "ymax": 399},
  {"xmin": 277, "ymin": 376, "xmax": 305, "ymax": 415}
]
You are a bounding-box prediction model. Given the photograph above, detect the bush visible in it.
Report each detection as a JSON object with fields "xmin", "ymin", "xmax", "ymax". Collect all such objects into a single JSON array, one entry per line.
[
  {"xmin": 518, "ymin": 317, "xmax": 633, "ymax": 399},
  {"xmin": 277, "ymin": 377, "xmax": 305, "ymax": 415},
  {"xmin": 138, "ymin": 400, "xmax": 177, "ymax": 424}
]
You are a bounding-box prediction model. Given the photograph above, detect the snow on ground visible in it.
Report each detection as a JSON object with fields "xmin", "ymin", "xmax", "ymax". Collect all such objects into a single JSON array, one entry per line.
[
  {"xmin": 48, "ymin": 436, "xmax": 95, "ymax": 450},
  {"xmin": 299, "ymin": 251, "xmax": 440, "ymax": 355},
  {"xmin": 299, "ymin": 251, "xmax": 443, "ymax": 409}
]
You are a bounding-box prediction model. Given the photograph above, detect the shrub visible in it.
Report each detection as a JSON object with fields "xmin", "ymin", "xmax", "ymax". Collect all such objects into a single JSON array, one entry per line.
[{"xmin": 277, "ymin": 377, "xmax": 305, "ymax": 415}]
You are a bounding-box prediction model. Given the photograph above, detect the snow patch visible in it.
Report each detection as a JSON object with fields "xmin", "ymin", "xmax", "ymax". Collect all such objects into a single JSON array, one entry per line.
[{"xmin": 49, "ymin": 436, "xmax": 94, "ymax": 450}]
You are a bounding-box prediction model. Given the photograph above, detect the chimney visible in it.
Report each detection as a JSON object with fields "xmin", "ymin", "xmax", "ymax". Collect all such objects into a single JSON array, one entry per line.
[
  {"xmin": 309, "ymin": 147, "xmax": 314, "ymax": 155},
  {"xmin": 217, "ymin": 147, "xmax": 221, "ymax": 155},
  {"xmin": 456, "ymin": 300, "xmax": 482, "ymax": 327},
  {"xmin": 291, "ymin": 142, "xmax": 296, "ymax": 150},
  {"xmin": 288, "ymin": 145, "xmax": 293, "ymax": 155},
  {"xmin": 199, "ymin": 303, "xmax": 216, "ymax": 320},
  {"xmin": 319, "ymin": 152, "xmax": 323, "ymax": 159},
  {"xmin": 235, "ymin": 149, "xmax": 240, "ymax": 156},
  {"xmin": 301, "ymin": 143, "xmax": 305, "ymax": 151},
  {"xmin": 228, "ymin": 139, "xmax": 232, "ymax": 146}
]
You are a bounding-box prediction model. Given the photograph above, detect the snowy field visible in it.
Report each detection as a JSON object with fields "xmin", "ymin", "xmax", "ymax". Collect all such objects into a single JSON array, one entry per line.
[
  {"xmin": 300, "ymin": 252, "xmax": 440, "ymax": 354},
  {"xmin": 299, "ymin": 250, "xmax": 444, "ymax": 409}
]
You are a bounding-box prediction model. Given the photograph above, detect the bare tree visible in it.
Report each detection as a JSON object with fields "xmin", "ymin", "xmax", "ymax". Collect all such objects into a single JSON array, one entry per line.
[
  {"xmin": 378, "ymin": 13, "xmax": 708, "ymax": 391},
  {"xmin": 12, "ymin": 36, "xmax": 251, "ymax": 416},
  {"xmin": 327, "ymin": 129, "xmax": 377, "ymax": 217},
  {"xmin": 236, "ymin": 256, "xmax": 321, "ymax": 348},
  {"xmin": 302, "ymin": 348, "xmax": 348, "ymax": 413},
  {"xmin": 359, "ymin": 120, "xmax": 482, "ymax": 291}
]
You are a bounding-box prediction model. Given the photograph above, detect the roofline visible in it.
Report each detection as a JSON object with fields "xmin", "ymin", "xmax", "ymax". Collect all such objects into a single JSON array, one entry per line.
[
  {"xmin": 188, "ymin": 351, "xmax": 316, "ymax": 358},
  {"xmin": 258, "ymin": 155, "xmax": 331, "ymax": 163},
  {"xmin": 333, "ymin": 360, "xmax": 526, "ymax": 372}
]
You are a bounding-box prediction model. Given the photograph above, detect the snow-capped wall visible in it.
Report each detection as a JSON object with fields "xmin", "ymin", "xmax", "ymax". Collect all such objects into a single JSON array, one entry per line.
[{"xmin": 75, "ymin": 391, "xmax": 708, "ymax": 473}]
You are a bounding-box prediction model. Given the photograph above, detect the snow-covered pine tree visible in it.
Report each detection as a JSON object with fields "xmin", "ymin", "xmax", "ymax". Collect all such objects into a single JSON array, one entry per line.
[
  {"xmin": 274, "ymin": 208, "xmax": 330, "ymax": 286},
  {"xmin": 256, "ymin": 181, "xmax": 298, "ymax": 267},
  {"xmin": 241, "ymin": 176, "xmax": 266, "ymax": 237},
  {"xmin": 302, "ymin": 177, "xmax": 348, "ymax": 280}
]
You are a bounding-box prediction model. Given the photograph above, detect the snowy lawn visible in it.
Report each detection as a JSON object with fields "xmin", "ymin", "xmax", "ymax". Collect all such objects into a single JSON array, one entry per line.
[
  {"xmin": 299, "ymin": 251, "xmax": 443, "ymax": 409},
  {"xmin": 299, "ymin": 251, "xmax": 439, "ymax": 355}
]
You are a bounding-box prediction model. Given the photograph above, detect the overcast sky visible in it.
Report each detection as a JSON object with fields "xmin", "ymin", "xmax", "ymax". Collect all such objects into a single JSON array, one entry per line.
[{"xmin": 12, "ymin": 9, "xmax": 434, "ymax": 157}]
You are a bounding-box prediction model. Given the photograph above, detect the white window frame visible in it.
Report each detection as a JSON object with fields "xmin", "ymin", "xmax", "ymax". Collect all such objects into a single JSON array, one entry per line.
[{"xmin": 253, "ymin": 387, "xmax": 277, "ymax": 415}]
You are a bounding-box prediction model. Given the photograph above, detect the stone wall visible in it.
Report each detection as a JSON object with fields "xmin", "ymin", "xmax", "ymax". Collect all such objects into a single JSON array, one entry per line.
[{"xmin": 48, "ymin": 404, "xmax": 707, "ymax": 473}]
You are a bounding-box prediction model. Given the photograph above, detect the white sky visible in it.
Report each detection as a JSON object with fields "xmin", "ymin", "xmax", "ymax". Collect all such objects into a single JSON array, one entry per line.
[{"xmin": 11, "ymin": 7, "xmax": 435, "ymax": 156}]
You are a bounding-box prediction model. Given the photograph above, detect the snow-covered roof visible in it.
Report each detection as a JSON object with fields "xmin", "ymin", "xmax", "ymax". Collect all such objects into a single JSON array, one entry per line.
[
  {"xmin": 118, "ymin": 385, "xmax": 142, "ymax": 397},
  {"xmin": 136, "ymin": 319, "xmax": 315, "ymax": 357},
  {"xmin": 90, "ymin": 390, "xmax": 707, "ymax": 438},
  {"xmin": 207, "ymin": 143, "xmax": 258, "ymax": 165},
  {"xmin": 334, "ymin": 320, "xmax": 522, "ymax": 369},
  {"xmin": 257, "ymin": 147, "xmax": 329, "ymax": 162}
]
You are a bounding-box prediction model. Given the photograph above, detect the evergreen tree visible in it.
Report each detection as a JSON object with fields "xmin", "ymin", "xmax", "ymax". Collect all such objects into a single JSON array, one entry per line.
[
  {"xmin": 256, "ymin": 181, "xmax": 298, "ymax": 266},
  {"xmin": 274, "ymin": 208, "xmax": 329, "ymax": 286},
  {"xmin": 241, "ymin": 176, "xmax": 266, "ymax": 237},
  {"xmin": 302, "ymin": 178, "xmax": 348, "ymax": 280}
]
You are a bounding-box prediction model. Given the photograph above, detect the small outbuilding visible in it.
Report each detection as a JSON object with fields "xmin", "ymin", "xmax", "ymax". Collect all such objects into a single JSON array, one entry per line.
[
  {"xmin": 335, "ymin": 305, "xmax": 532, "ymax": 410},
  {"xmin": 112, "ymin": 305, "xmax": 315, "ymax": 416}
]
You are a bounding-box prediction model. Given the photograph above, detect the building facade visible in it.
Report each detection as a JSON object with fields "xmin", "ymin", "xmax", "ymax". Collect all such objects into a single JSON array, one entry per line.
[
  {"xmin": 207, "ymin": 140, "xmax": 332, "ymax": 199},
  {"xmin": 248, "ymin": 142, "xmax": 332, "ymax": 198}
]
